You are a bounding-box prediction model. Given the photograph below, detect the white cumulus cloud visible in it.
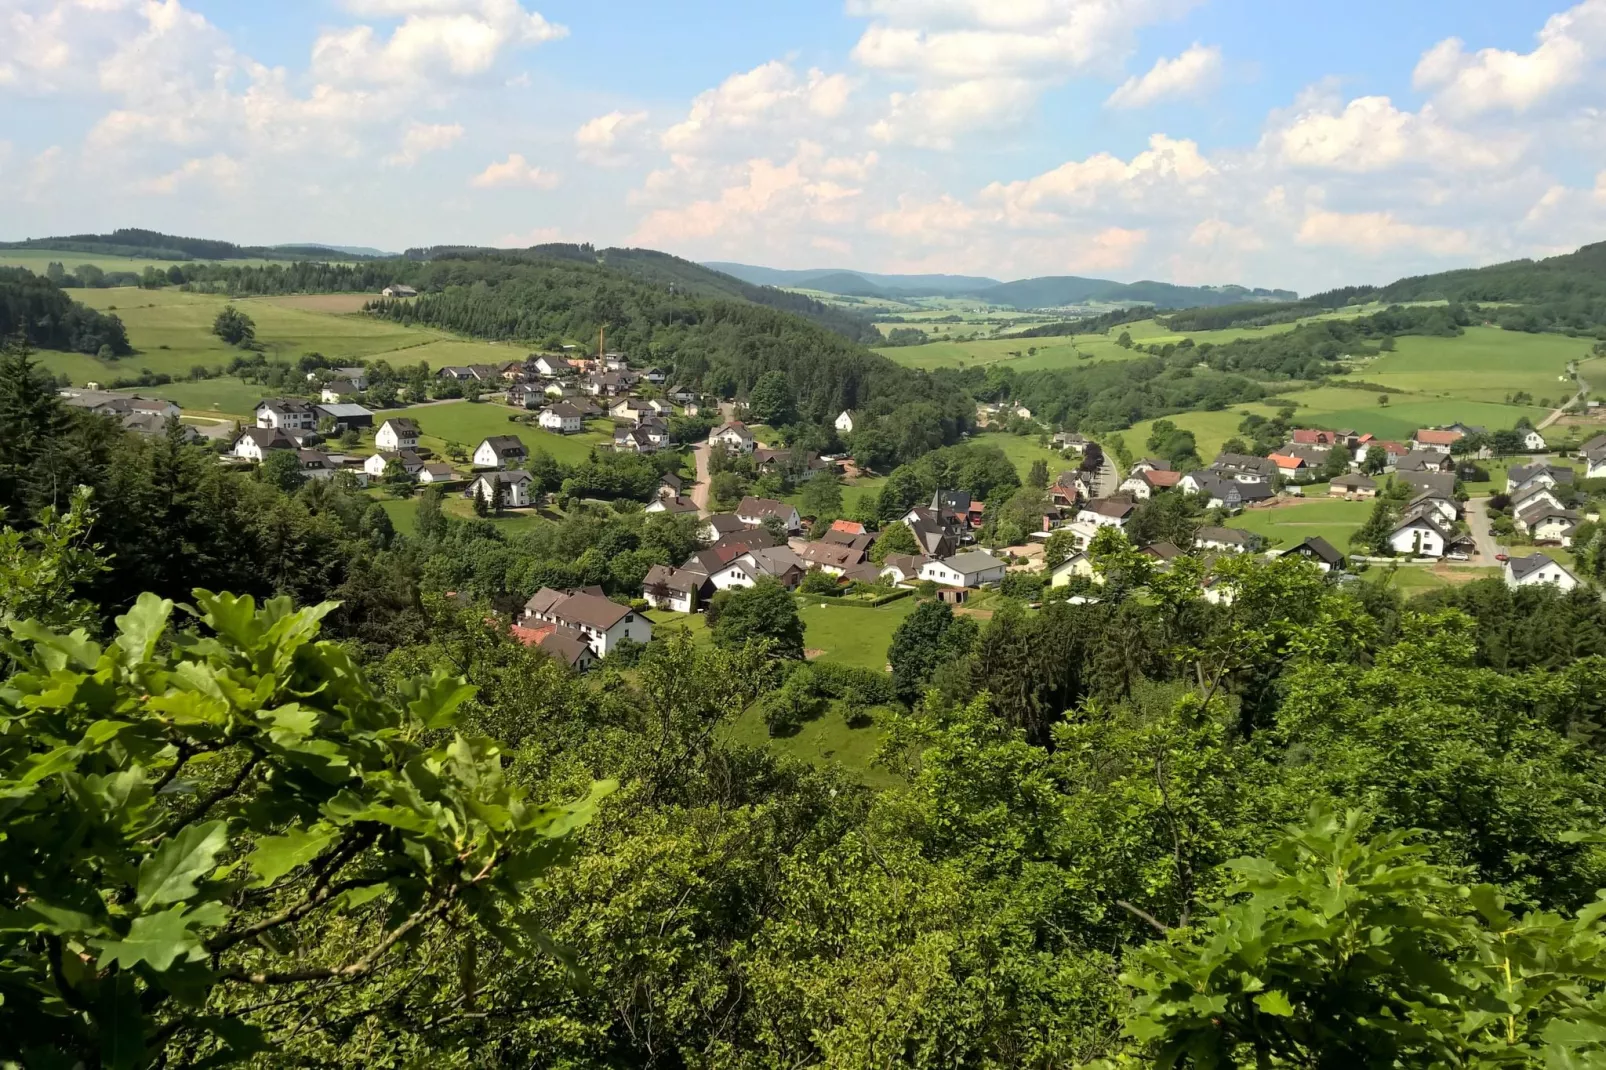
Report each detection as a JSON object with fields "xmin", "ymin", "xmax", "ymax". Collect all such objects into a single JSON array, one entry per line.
[
  {"xmin": 575, "ymin": 109, "xmax": 648, "ymax": 165},
  {"xmin": 1106, "ymin": 43, "xmax": 1222, "ymax": 109},
  {"xmin": 385, "ymin": 121, "xmax": 464, "ymax": 166},
  {"xmin": 470, "ymin": 152, "xmax": 558, "ymax": 188},
  {"xmin": 1412, "ymin": 0, "xmax": 1606, "ymax": 116}
]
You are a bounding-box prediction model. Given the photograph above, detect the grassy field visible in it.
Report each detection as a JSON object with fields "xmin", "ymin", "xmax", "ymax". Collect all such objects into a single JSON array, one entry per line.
[
  {"xmin": 727, "ymin": 699, "xmax": 899, "ymax": 788},
  {"xmin": 1264, "ymin": 386, "xmax": 1550, "ymax": 441},
  {"xmin": 1361, "ymin": 564, "xmax": 1501, "ymax": 595},
  {"xmin": 1124, "ymin": 406, "xmax": 1287, "ymax": 463},
  {"xmin": 376, "ymin": 402, "xmax": 614, "ymax": 466},
  {"xmin": 877, "ymin": 331, "xmax": 1145, "ymax": 372},
  {"xmin": 1334, "ymin": 328, "xmax": 1590, "ymax": 405},
  {"xmin": 374, "ymin": 494, "xmax": 548, "ymax": 536},
  {"xmin": 28, "ymin": 287, "xmax": 526, "ymax": 389},
  {"xmin": 972, "ymin": 431, "xmax": 1080, "ymax": 484},
  {"xmin": 796, "ymin": 597, "xmax": 917, "ymax": 669},
  {"xmin": 0, "ymin": 249, "xmax": 291, "ymax": 273},
  {"xmin": 1226, "ymin": 498, "xmax": 1375, "ymax": 550}
]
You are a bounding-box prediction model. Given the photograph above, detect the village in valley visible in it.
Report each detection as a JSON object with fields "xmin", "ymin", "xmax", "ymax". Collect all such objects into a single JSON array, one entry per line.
[{"xmin": 57, "ymin": 327, "xmax": 1603, "ymax": 677}]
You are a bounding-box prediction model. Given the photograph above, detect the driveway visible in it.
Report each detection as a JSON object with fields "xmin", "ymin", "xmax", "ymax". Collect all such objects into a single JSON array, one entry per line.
[
  {"xmin": 1462, "ymin": 495, "xmax": 1503, "ymax": 566},
  {"xmin": 689, "ymin": 442, "xmax": 712, "ymax": 516}
]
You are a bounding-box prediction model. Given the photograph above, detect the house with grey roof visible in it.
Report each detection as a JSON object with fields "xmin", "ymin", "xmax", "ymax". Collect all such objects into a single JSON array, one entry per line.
[
  {"xmin": 918, "ymin": 550, "xmax": 1007, "ymax": 588},
  {"xmin": 1505, "ymin": 553, "xmax": 1579, "ymax": 591}
]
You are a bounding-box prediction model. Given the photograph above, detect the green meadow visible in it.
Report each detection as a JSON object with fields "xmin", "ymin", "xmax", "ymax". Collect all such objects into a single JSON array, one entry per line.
[
  {"xmin": 0, "ymin": 249, "xmax": 290, "ymax": 274},
  {"xmin": 376, "ymin": 402, "xmax": 614, "ymax": 466},
  {"xmin": 1264, "ymin": 387, "xmax": 1549, "ymax": 441},
  {"xmin": 1226, "ymin": 498, "xmax": 1375, "ymax": 551},
  {"xmin": 1333, "ymin": 327, "xmax": 1590, "ymax": 405},
  {"xmin": 27, "ymin": 287, "xmax": 526, "ymax": 392}
]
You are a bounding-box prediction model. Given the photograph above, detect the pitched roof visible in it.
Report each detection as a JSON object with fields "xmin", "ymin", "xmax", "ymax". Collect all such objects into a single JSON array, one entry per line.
[
  {"xmin": 1196, "ymin": 525, "xmax": 1251, "ymax": 546},
  {"xmin": 797, "ymin": 542, "xmax": 864, "ymax": 568},
  {"xmin": 1282, "ymin": 536, "xmax": 1346, "ymax": 567},
  {"xmin": 1142, "ymin": 541, "xmax": 1185, "ymax": 561},
  {"xmin": 1414, "ymin": 428, "xmax": 1463, "ymax": 445},
  {"xmin": 1398, "ymin": 471, "xmax": 1457, "ymax": 498},
  {"xmin": 236, "ymin": 427, "xmax": 294, "ymax": 450},
  {"xmin": 737, "ymin": 496, "xmax": 793, "ymax": 519},
  {"xmin": 551, "ymin": 592, "xmax": 632, "ymax": 631},
  {"xmin": 1144, "ymin": 469, "xmax": 1183, "ymax": 488},
  {"xmin": 1331, "ymin": 473, "xmax": 1376, "ymax": 488},
  {"xmin": 1509, "ymin": 552, "xmax": 1567, "ymax": 582},
  {"xmin": 712, "ymin": 529, "xmax": 776, "ymax": 555},
  {"xmin": 420, "ymin": 462, "xmax": 456, "ymax": 479},
  {"xmin": 740, "ymin": 546, "xmax": 806, "ymax": 577},
  {"xmin": 524, "ymin": 587, "xmax": 567, "ymax": 617},
  {"xmin": 643, "ymin": 565, "xmax": 702, "ymax": 593},
  {"xmin": 1267, "ymin": 452, "xmax": 1305, "ymax": 469},
  {"xmin": 1392, "ymin": 506, "xmax": 1454, "ymax": 541},
  {"xmin": 381, "ymin": 417, "xmax": 420, "ymax": 434},
  {"xmin": 538, "ymin": 629, "xmax": 593, "ymax": 668},
  {"xmin": 830, "ymin": 519, "xmax": 867, "ymax": 535},
  {"xmin": 660, "ymin": 471, "xmax": 684, "ymax": 490},
  {"xmin": 1081, "ymin": 497, "xmax": 1136, "ymax": 519},
  {"xmin": 480, "ymin": 435, "xmax": 526, "ymax": 453},
  {"xmin": 703, "ymin": 514, "xmax": 746, "ymax": 537},
  {"xmin": 315, "ymin": 403, "xmax": 373, "ymax": 419},
  {"xmin": 880, "ymin": 553, "xmax": 933, "ymax": 576},
  {"xmin": 942, "ymin": 550, "xmax": 1004, "ymax": 574},
  {"xmin": 651, "ymin": 495, "xmax": 700, "ymax": 514},
  {"xmin": 711, "ymin": 420, "xmax": 754, "ymax": 440},
  {"xmin": 544, "ymin": 402, "xmax": 584, "ymax": 419}
]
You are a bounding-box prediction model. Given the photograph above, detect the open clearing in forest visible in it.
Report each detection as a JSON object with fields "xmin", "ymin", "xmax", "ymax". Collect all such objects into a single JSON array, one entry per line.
[{"xmin": 26, "ymin": 287, "xmax": 524, "ymax": 395}]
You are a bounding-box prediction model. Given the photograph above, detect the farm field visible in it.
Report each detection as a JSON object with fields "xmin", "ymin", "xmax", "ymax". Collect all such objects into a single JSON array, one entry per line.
[
  {"xmin": 375, "ymin": 401, "xmax": 614, "ymax": 466},
  {"xmin": 1264, "ymin": 386, "xmax": 1550, "ymax": 441},
  {"xmin": 1226, "ymin": 498, "xmax": 1374, "ymax": 551},
  {"xmin": 1333, "ymin": 328, "xmax": 1591, "ymax": 405},
  {"xmin": 28, "ymin": 287, "xmax": 525, "ymax": 388},
  {"xmin": 145, "ymin": 378, "xmax": 271, "ymax": 418},
  {"xmin": 877, "ymin": 331, "xmax": 1144, "ymax": 372}
]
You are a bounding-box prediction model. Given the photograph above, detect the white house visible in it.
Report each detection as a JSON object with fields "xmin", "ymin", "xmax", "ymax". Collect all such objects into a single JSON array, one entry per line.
[
  {"xmin": 1194, "ymin": 526, "xmax": 1254, "ymax": 554},
  {"xmin": 1505, "ymin": 553, "xmax": 1579, "ymax": 592},
  {"xmin": 530, "ymin": 356, "xmax": 566, "ymax": 378},
  {"xmin": 1523, "ymin": 429, "xmax": 1548, "ymax": 452},
  {"xmin": 1076, "ymin": 498, "xmax": 1135, "ymax": 530},
  {"xmin": 381, "ymin": 285, "xmax": 417, "ymax": 299},
  {"xmin": 918, "ymin": 550, "xmax": 1007, "ymax": 588},
  {"xmin": 835, "ymin": 410, "xmax": 857, "ymax": 433},
  {"xmin": 1412, "ymin": 428, "xmax": 1463, "ymax": 454},
  {"xmin": 374, "ymin": 418, "xmax": 420, "ymax": 452},
  {"xmin": 1408, "ymin": 491, "xmax": 1460, "ymax": 526},
  {"xmin": 319, "ymin": 382, "xmax": 360, "ymax": 403},
  {"xmin": 641, "ymin": 566, "xmax": 701, "ymax": 613},
  {"xmin": 1049, "ymin": 553, "xmax": 1100, "ymax": 587},
  {"xmin": 709, "ymin": 421, "xmax": 757, "ymax": 454},
  {"xmin": 364, "ymin": 449, "xmax": 424, "ymax": 479},
  {"xmin": 877, "ymin": 554, "xmax": 930, "ymax": 585},
  {"xmin": 466, "ymin": 470, "xmax": 535, "ymax": 508},
  {"xmin": 524, "ymin": 590, "xmax": 653, "ymax": 657},
  {"xmin": 417, "ymin": 462, "xmax": 457, "ymax": 485},
  {"xmin": 473, "ymin": 436, "xmax": 528, "ymax": 469},
  {"xmin": 255, "ymin": 399, "xmax": 318, "ymax": 430},
  {"xmin": 736, "ymin": 496, "xmax": 801, "ymax": 533},
  {"xmin": 231, "ymin": 427, "xmax": 295, "ymax": 461},
  {"xmin": 1388, "ymin": 509, "xmax": 1452, "ymax": 559},
  {"xmin": 539, "ymin": 403, "xmax": 584, "ymax": 433}
]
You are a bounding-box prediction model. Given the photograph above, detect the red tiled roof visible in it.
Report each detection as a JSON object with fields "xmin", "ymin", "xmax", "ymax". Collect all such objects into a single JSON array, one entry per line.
[
  {"xmin": 509, "ymin": 622, "xmax": 555, "ymax": 647},
  {"xmin": 1268, "ymin": 452, "xmax": 1304, "ymax": 468},
  {"xmin": 1145, "ymin": 470, "xmax": 1183, "ymax": 487},
  {"xmin": 830, "ymin": 519, "xmax": 867, "ymax": 535},
  {"xmin": 1414, "ymin": 428, "xmax": 1463, "ymax": 445}
]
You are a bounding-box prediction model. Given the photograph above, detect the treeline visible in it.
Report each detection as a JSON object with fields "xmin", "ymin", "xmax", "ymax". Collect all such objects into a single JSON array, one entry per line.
[
  {"xmin": 0, "ymin": 227, "xmax": 372, "ymax": 262},
  {"xmin": 1187, "ymin": 302, "xmax": 1471, "ymax": 378},
  {"xmin": 183, "ymin": 245, "xmax": 881, "ymax": 344},
  {"xmin": 1003, "ymin": 305, "xmax": 1156, "ymax": 338},
  {"xmin": 969, "ymin": 356, "xmax": 1266, "ymax": 431},
  {"xmin": 0, "ymin": 268, "xmax": 131, "ymax": 355}
]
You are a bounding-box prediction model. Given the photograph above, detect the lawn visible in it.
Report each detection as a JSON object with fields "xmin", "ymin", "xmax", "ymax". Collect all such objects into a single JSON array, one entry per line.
[
  {"xmin": 1361, "ymin": 564, "xmax": 1500, "ymax": 595},
  {"xmin": 727, "ymin": 699, "xmax": 900, "ymax": 789},
  {"xmin": 27, "ymin": 287, "xmax": 528, "ymax": 389},
  {"xmin": 138, "ymin": 377, "xmax": 273, "ymax": 418},
  {"xmin": 375, "ymin": 494, "xmax": 546, "ymax": 535},
  {"xmin": 1334, "ymin": 328, "xmax": 1591, "ymax": 406},
  {"xmin": 375, "ymin": 401, "xmax": 614, "ymax": 465},
  {"xmin": 1227, "ymin": 498, "xmax": 1375, "ymax": 551},
  {"xmin": 796, "ymin": 597, "xmax": 917, "ymax": 669}
]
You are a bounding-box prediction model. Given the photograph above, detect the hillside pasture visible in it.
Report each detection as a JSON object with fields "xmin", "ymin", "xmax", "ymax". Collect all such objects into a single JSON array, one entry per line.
[
  {"xmin": 1122, "ymin": 406, "xmax": 1288, "ymax": 463},
  {"xmin": 1333, "ymin": 327, "xmax": 1589, "ymax": 405},
  {"xmin": 24, "ymin": 287, "xmax": 534, "ymax": 392},
  {"xmin": 1226, "ymin": 497, "xmax": 1374, "ymax": 551},
  {"xmin": 0, "ymin": 249, "xmax": 289, "ymax": 274},
  {"xmin": 1264, "ymin": 386, "xmax": 1550, "ymax": 441}
]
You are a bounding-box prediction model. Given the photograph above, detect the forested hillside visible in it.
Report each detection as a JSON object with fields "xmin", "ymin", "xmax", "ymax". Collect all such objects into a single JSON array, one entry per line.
[
  {"xmin": 0, "ymin": 227, "xmax": 370, "ymax": 262},
  {"xmin": 6, "ymin": 328, "xmax": 1606, "ymax": 1066},
  {"xmin": 975, "ymin": 275, "xmax": 1296, "ymax": 310}
]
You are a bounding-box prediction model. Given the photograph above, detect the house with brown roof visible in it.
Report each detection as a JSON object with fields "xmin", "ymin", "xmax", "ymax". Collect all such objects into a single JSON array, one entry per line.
[
  {"xmin": 642, "ymin": 565, "xmax": 704, "ymax": 613},
  {"xmin": 737, "ymin": 496, "xmax": 801, "ymax": 533},
  {"xmin": 522, "ymin": 588, "xmax": 652, "ymax": 657},
  {"xmin": 1412, "ymin": 428, "xmax": 1464, "ymax": 454},
  {"xmin": 795, "ymin": 541, "xmax": 866, "ymax": 575},
  {"xmin": 1119, "ymin": 468, "xmax": 1182, "ymax": 500}
]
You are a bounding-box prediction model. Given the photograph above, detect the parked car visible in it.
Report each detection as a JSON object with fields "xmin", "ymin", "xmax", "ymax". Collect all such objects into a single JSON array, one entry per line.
[{"xmin": 1495, "ymin": 553, "xmax": 1509, "ymax": 562}]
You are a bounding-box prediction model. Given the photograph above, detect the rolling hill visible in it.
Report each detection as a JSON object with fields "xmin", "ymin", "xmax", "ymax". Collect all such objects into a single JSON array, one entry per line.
[
  {"xmin": 703, "ymin": 262, "xmax": 1002, "ymax": 297},
  {"xmin": 0, "ymin": 228, "xmax": 381, "ymax": 262},
  {"xmin": 705, "ymin": 260, "xmax": 1297, "ymax": 309}
]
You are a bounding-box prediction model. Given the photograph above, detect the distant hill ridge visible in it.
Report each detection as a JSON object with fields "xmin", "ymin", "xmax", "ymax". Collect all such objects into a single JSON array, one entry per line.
[
  {"xmin": 705, "ymin": 260, "xmax": 1296, "ymax": 309},
  {"xmin": 0, "ymin": 229, "xmax": 380, "ymax": 262}
]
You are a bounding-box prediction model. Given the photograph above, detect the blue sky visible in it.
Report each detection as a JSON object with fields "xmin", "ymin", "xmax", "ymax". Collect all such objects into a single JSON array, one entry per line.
[{"xmin": 2, "ymin": 0, "xmax": 1603, "ymax": 293}]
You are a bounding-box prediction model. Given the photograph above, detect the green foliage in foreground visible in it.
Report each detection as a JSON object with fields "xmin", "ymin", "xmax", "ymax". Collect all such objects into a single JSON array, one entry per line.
[
  {"xmin": 0, "ymin": 589, "xmax": 608, "ymax": 1066},
  {"xmin": 1119, "ymin": 807, "xmax": 1606, "ymax": 1068}
]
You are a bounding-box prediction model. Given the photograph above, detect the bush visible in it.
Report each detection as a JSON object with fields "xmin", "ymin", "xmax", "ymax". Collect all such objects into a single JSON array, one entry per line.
[
  {"xmin": 762, "ymin": 666, "xmax": 827, "ymax": 736},
  {"xmin": 799, "ymin": 568, "xmax": 841, "ymax": 595},
  {"xmin": 1000, "ymin": 571, "xmax": 1044, "ymax": 602},
  {"xmin": 810, "ymin": 662, "xmax": 897, "ymax": 705}
]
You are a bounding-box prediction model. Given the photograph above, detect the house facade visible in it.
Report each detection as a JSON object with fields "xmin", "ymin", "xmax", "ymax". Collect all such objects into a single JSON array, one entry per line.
[
  {"xmin": 466, "ymin": 470, "xmax": 535, "ymax": 508},
  {"xmin": 1505, "ymin": 553, "xmax": 1579, "ymax": 592},
  {"xmin": 473, "ymin": 436, "xmax": 528, "ymax": 469},
  {"xmin": 539, "ymin": 404, "xmax": 584, "ymax": 433},
  {"xmin": 375, "ymin": 419, "xmax": 420, "ymax": 451},
  {"xmin": 919, "ymin": 551, "xmax": 1007, "ymax": 588}
]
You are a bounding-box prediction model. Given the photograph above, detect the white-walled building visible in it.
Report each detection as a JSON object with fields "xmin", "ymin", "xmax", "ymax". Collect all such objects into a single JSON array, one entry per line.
[
  {"xmin": 375, "ymin": 419, "xmax": 420, "ymax": 451},
  {"xmin": 918, "ymin": 551, "xmax": 1007, "ymax": 588},
  {"xmin": 1505, "ymin": 553, "xmax": 1579, "ymax": 592},
  {"xmin": 538, "ymin": 403, "xmax": 584, "ymax": 433},
  {"xmin": 466, "ymin": 470, "xmax": 535, "ymax": 508}
]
